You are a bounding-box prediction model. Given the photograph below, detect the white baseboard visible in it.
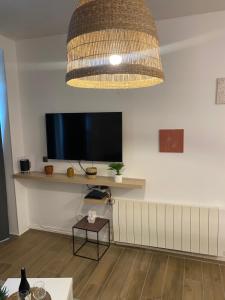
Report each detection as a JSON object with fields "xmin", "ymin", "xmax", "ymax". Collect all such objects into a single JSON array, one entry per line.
[
  {"xmin": 29, "ymin": 224, "xmax": 225, "ymax": 262},
  {"xmin": 0, "ymin": 238, "xmax": 10, "ymax": 243},
  {"xmin": 114, "ymin": 241, "xmax": 225, "ymax": 263},
  {"xmin": 30, "ymin": 224, "xmax": 72, "ymax": 236},
  {"xmin": 9, "ymin": 232, "xmax": 19, "ymax": 236}
]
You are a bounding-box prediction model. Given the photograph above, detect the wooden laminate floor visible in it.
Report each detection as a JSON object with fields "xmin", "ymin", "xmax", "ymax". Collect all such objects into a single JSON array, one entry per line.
[{"xmin": 1, "ymin": 230, "xmax": 225, "ymax": 300}]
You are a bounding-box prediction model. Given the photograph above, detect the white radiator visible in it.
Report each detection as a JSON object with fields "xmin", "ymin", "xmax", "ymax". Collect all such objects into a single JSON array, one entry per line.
[{"xmin": 113, "ymin": 199, "xmax": 219, "ymax": 256}]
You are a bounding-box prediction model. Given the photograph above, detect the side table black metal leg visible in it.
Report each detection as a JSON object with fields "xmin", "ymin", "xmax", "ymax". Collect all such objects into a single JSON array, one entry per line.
[
  {"xmin": 97, "ymin": 232, "xmax": 99, "ymax": 261},
  {"xmin": 108, "ymin": 220, "xmax": 110, "ymax": 246},
  {"xmin": 72, "ymin": 227, "xmax": 75, "ymax": 255}
]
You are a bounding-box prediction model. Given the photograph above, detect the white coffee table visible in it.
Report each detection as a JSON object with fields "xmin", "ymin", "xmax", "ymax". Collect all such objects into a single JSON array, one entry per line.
[{"xmin": 3, "ymin": 278, "xmax": 73, "ymax": 300}]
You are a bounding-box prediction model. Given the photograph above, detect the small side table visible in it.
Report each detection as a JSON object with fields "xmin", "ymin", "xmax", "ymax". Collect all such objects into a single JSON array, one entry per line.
[{"xmin": 72, "ymin": 216, "xmax": 110, "ymax": 261}]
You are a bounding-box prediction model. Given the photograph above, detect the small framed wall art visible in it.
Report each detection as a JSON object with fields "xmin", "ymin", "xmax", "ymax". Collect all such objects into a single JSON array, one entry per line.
[
  {"xmin": 216, "ymin": 78, "xmax": 225, "ymax": 104},
  {"xmin": 159, "ymin": 129, "xmax": 184, "ymax": 153}
]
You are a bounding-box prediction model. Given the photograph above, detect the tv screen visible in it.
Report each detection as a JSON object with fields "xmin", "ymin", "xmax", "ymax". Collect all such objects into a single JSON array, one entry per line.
[{"xmin": 45, "ymin": 112, "xmax": 122, "ymax": 162}]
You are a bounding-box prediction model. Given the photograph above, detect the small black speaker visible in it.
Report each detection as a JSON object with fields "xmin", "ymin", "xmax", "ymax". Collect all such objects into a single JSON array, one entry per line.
[{"xmin": 20, "ymin": 159, "xmax": 31, "ymax": 173}]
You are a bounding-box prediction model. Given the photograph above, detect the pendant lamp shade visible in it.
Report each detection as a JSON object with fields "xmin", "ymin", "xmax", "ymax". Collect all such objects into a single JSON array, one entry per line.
[{"xmin": 66, "ymin": 0, "xmax": 164, "ymax": 89}]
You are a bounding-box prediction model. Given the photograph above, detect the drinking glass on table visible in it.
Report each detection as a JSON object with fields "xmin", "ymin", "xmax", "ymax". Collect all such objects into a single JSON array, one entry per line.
[
  {"xmin": 32, "ymin": 281, "xmax": 46, "ymax": 300},
  {"xmin": 17, "ymin": 290, "xmax": 31, "ymax": 300}
]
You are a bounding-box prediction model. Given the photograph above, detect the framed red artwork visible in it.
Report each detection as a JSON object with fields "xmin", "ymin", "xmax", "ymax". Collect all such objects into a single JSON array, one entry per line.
[{"xmin": 159, "ymin": 129, "xmax": 184, "ymax": 153}]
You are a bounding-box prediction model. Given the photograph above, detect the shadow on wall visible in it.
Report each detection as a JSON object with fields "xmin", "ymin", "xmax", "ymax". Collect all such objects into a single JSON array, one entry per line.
[
  {"xmin": 0, "ymin": 49, "xmax": 9, "ymax": 241},
  {"xmin": 0, "ymin": 49, "xmax": 7, "ymax": 142}
]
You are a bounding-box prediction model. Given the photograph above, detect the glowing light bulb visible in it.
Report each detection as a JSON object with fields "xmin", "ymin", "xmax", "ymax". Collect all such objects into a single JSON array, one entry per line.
[{"xmin": 109, "ymin": 54, "xmax": 122, "ymax": 65}]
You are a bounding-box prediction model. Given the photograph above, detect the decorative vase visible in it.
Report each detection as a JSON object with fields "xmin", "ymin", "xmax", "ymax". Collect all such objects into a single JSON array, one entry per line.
[
  {"xmin": 44, "ymin": 165, "xmax": 54, "ymax": 176},
  {"xmin": 19, "ymin": 159, "xmax": 31, "ymax": 173},
  {"xmin": 67, "ymin": 167, "xmax": 75, "ymax": 177},
  {"xmin": 115, "ymin": 174, "xmax": 123, "ymax": 183},
  {"xmin": 87, "ymin": 210, "xmax": 97, "ymax": 224},
  {"xmin": 86, "ymin": 167, "xmax": 97, "ymax": 179}
]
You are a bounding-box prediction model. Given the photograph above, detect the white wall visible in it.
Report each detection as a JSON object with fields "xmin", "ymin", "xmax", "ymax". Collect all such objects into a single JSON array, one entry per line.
[
  {"xmin": 0, "ymin": 34, "xmax": 28, "ymax": 235},
  {"xmin": 15, "ymin": 11, "xmax": 225, "ymax": 253}
]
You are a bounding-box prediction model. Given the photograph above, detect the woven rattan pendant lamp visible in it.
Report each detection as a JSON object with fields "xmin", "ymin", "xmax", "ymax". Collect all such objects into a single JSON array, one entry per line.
[{"xmin": 66, "ymin": 0, "xmax": 164, "ymax": 89}]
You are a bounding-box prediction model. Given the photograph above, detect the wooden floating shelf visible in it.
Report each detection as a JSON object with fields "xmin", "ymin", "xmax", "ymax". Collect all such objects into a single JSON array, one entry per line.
[
  {"xmin": 83, "ymin": 197, "xmax": 110, "ymax": 205},
  {"xmin": 13, "ymin": 171, "xmax": 145, "ymax": 189}
]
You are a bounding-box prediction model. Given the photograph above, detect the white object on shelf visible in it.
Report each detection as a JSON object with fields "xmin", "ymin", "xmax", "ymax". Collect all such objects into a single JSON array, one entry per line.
[
  {"xmin": 115, "ymin": 175, "xmax": 123, "ymax": 183},
  {"xmin": 88, "ymin": 210, "xmax": 97, "ymax": 223},
  {"xmin": 3, "ymin": 278, "xmax": 73, "ymax": 300}
]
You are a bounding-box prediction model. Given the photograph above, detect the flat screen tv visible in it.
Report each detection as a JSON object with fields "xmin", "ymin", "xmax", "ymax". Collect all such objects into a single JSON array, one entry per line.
[{"xmin": 45, "ymin": 112, "xmax": 122, "ymax": 162}]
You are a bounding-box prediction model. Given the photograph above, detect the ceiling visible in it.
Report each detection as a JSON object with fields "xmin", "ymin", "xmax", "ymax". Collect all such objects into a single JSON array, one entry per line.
[{"xmin": 0, "ymin": 0, "xmax": 225, "ymax": 40}]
